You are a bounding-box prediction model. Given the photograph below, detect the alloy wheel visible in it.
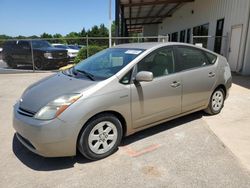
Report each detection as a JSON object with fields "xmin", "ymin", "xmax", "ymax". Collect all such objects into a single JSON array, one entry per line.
[{"xmin": 88, "ymin": 121, "xmax": 118, "ymax": 155}]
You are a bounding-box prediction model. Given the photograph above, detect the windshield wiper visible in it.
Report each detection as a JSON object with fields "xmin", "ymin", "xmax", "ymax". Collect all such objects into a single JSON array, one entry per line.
[{"xmin": 74, "ymin": 68, "xmax": 95, "ymax": 81}]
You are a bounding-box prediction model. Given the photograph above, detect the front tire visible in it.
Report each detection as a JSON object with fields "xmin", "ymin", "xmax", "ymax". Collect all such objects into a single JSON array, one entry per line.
[
  {"xmin": 34, "ymin": 59, "xmax": 44, "ymax": 70},
  {"xmin": 205, "ymin": 88, "xmax": 225, "ymax": 115},
  {"xmin": 78, "ymin": 113, "xmax": 123, "ymax": 160}
]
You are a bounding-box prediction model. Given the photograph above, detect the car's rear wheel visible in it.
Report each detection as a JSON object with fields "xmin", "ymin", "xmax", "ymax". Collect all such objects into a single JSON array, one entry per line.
[
  {"xmin": 6, "ymin": 57, "xmax": 17, "ymax": 69},
  {"xmin": 205, "ymin": 88, "xmax": 225, "ymax": 115},
  {"xmin": 78, "ymin": 113, "xmax": 123, "ymax": 160}
]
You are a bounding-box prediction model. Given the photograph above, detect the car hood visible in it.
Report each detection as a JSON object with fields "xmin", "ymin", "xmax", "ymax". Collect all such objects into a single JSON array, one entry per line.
[
  {"xmin": 35, "ymin": 47, "xmax": 67, "ymax": 52},
  {"xmin": 67, "ymin": 49, "xmax": 79, "ymax": 53},
  {"xmin": 19, "ymin": 72, "xmax": 97, "ymax": 113}
]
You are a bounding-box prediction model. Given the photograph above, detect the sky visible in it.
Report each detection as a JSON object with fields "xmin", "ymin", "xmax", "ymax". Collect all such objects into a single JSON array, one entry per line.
[{"xmin": 0, "ymin": 0, "xmax": 115, "ymax": 37}]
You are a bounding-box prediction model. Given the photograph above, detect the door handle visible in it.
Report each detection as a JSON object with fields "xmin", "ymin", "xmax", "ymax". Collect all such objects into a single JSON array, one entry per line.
[
  {"xmin": 208, "ymin": 72, "xmax": 215, "ymax": 78},
  {"xmin": 170, "ymin": 81, "xmax": 181, "ymax": 88}
]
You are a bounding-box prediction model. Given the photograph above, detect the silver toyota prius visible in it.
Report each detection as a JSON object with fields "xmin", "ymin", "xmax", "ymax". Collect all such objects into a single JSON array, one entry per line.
[{"xmin": 13, "ymin": 42, "xmax": 232, "ymax": 160}]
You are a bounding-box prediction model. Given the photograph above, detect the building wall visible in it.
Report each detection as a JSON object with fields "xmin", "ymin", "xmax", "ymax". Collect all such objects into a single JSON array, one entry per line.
[
  {"xmin": 158, "ymin": 0, "xmax": 250, "ymax": 74},
  {"xmin": 143, "ymin": 24, "xmax": 159, "ymax": 36},
  {"xmin": 242, "ymin": 15, "xmax": 250, "ymax": 75}
]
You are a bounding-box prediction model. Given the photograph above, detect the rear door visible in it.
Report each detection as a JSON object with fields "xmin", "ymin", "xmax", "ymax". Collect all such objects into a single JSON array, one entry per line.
[
  {"xmin": 131, "ymin": 47, "xmax": 182, "ymax": 128},
  {"xmin": 175, "ymin": 46, "xmax": 217, "ymax": 112}
]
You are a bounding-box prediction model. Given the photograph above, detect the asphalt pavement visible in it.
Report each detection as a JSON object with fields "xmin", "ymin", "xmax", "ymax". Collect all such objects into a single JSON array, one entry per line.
[{"xmin": 0, "ymin": 73, "xmax": 250, "ymax": 188}]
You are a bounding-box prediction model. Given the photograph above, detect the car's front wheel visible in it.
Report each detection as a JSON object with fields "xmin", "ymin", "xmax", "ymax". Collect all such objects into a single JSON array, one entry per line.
[
  {"xmin": 78, "ymin": 113, "xmax": 123, "ymax": 160},
  {"xmin": 205, "ymin": 88, "xmax": 225, "ymax": 115},
  {"xmin": 34, "ymin": 59, "xmax": 44, "ymax": 70}
]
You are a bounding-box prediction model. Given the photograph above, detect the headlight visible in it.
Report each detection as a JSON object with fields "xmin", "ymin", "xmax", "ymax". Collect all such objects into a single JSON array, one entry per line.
[
  {"xmin": 34, "ymin": 93, "xmax": 82, "ymax": 120},
  {"xmin": 68, "ymin": 52, "xmax": 74, "ymax": 57},
  {"xmin": 44, "ymin": 52, "xmax": 53, "ymax": 59}
]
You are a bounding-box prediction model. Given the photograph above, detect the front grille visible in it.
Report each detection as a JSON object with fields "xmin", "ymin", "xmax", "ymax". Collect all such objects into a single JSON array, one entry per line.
[
  {"xmin": 16, "ymin": 133, "xmax": 36, "ymax": 150},
  {"xmin": 17, "ymin": 107, "xmax": 35, "ymax": 117},
  {"xmin": 53, "ymin": 52, "xmax": 67, "ymax": 59}
]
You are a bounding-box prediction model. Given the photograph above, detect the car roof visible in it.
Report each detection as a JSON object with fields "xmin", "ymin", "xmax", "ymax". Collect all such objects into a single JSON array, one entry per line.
[
  {"xmin": 112, "ymin": 42, "xmax": 194, "ymax": 50},
  {"xmin": 112, "ymin": 42, "xmax": 219, "ymax": 56}
]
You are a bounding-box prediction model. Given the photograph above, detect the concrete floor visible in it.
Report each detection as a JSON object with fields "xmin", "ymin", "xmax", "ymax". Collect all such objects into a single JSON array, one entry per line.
[
  {"xmin": 0, "ymin": 73, "xmax": 250, "ymax": 188},
  {"xmin": 204, "ymin": 74, "xmax": 250, "ymax": 171}
]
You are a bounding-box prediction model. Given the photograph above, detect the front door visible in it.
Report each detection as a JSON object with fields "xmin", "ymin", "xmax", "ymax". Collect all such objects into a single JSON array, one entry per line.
[
  {"xmin": 131, "ymin": 47, "xmax": 182, "ymax": 128},
  {"xmin": 228, "ymin": 25, "xmax": 243, "ymax": 72}
]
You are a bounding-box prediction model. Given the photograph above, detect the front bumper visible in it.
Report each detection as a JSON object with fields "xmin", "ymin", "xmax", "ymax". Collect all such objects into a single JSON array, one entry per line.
[
  {"xmin": 13, "ymin": 104, "xmax": 77, "ymax": 157},
  {"xmin": 68, "ymin": 55, "xmax": 77, "ymax": 62},
  {"xmin": 44, "ymin": 57, "xmax": 69, "ymax": 68}
]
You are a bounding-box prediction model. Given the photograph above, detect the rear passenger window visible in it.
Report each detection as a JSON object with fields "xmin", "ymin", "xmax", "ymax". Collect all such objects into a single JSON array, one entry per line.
[
  {"xmin": 176, "ymin": 47, "xmax": 209, "ymax": 71},
  {"xmin": 205, "ymin": 52, "xmax": 217, "ymax": 64}
]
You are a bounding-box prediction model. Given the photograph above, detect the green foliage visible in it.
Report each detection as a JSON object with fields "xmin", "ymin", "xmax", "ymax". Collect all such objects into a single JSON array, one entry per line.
[
  {"xmin": 74, "ymin": 45, "xmax": 107, "ymax": 64},
  {"xmin": 40, "ymin": 32, "xmax": 53, "ymax": 39},
  {"xmin": 0, "ymin": 23, "xmax": 115, "ymax": 47},
  {"xmin": 52, "ymin": 33, "xmax": 66, "ymax": 44}
]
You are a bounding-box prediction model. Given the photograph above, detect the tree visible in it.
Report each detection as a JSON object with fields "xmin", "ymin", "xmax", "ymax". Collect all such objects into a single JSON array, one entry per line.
[
  {"xmin": 40, "ymin": 33, "xmax": 53, "ymax": 39},
  {"xmin": 52, "ymin": 33, "xmax": 66, "ymax": 44},
  {"xmin": 80, "ymin": 27, "xmax": 87, "ymax": 37},
  {"xmin": 65, "ymin": 32, "xmax": 81, "ymax": 44}
]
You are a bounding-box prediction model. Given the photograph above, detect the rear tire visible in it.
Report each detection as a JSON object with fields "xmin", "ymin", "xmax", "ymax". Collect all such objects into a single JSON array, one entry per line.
[
  {"xmin": 204, "ymin": 88, "xmax": 225, "ymax": 115},
  {"xmin": 6, "ymin": 57, "xmax": 17, "ymax": 69},
  {"xmin": 78, "ymin": 113, "xmax": 123, "ymax": 160}
]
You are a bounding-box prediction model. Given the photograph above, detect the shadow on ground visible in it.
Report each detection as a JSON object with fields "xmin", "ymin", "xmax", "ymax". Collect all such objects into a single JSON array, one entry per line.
[
  {"xmin": 232, "ymin": 73, "xmax": 250, "ymax": 89},
  {"xmin": 12, "ymin": 111, "xmax": 204, "ymax": 171}
]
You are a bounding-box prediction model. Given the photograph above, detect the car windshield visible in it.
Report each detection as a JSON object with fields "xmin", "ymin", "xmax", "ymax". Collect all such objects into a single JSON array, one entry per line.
[
  {"xmin": 32, "ymin": 41, "xmax": 52, "ymax": 48},
  {"xmin": 74, "ymin": 48, "xmax": 144, "ymax": 80}
]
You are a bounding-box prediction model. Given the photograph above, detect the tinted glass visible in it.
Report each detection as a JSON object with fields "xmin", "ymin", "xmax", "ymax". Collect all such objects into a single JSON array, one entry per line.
[
  {"xmin": 214, "ymin": 19, "xmax": 224, "ymax": 54},
  {"xmin": 74, "ymin": 48, "xmax": 144, "ymax": 80},
  {"xmin": 176, "ymin": 47, "xmax": 209, "ymax": 71},
  {"xmin": 18, "ymin": 41, "xmax": 30, "ymax": 49},
  {"xmin": 180, "ymin": 30, "xmax": 186, "ymax": 42},
  {"xmin": 120, "ymin": 69, "xmax": 133, "ymax": 84},
  {"xmin": 137, "ymin": 47, "xmax": 175, "ymax": 78},
  {"xmin": 186, "ymin": 29, "xmax": 191, "ymax": 43},
  {"xmin": 171, "ymin": 32, "xmax": 178, "ymax": 42},
  {"xmin": 205, "ymin": 52, "xmax": 217, "ymax": 64},
  {"xmin": 193, "ymin": 23, "xmax": 209, "ymax": 48},
  {"xmin": 32, "ymin": 41, "xmax": 52, "ymax": 48}
]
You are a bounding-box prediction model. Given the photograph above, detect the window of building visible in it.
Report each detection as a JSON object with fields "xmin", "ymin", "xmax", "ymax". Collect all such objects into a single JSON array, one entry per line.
[
  {"xmin": 193, "ymin": 23, "xmax": 209, "ymax": 48},
  {"xmin": 171, "ymin": 32, "xmax": 178, "ymax": 42},
  {"xmin": 186, "ymin": 29, "xmax": 191, "ymax": 43},
  {"xmin": 214, "ymin": 18, "xmax": 224, "ymax": 54},
  {"xmin": 137, "ymin": 47, "xmax": 175, "ymax": 78},
  {"xmin": 180, "ymin": 30, "xmax": 186, "ymax": 42}
]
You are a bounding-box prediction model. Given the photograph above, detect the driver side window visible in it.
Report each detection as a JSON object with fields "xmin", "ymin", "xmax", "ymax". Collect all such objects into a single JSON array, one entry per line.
[{"xmin": 137, "ymin": 47, "xmax": 175, "ymax": 78}]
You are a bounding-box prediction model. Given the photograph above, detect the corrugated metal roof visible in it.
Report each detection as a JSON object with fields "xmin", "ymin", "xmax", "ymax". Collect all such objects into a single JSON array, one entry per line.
[{"xmin": 119, "ymin": 0, "xmax": 194, "ymax": 30}]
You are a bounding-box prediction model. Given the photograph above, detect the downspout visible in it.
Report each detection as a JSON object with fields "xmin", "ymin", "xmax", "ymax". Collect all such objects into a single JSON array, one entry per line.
[{"xmin": 240, "ymin": 0, "xmax": 250, "ymax": 73}]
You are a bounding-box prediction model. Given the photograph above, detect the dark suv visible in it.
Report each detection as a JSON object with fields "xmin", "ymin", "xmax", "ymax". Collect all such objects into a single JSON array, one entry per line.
[{"xmin": 2, "ymin": 40, "xmax": 69, "ymax": 70}]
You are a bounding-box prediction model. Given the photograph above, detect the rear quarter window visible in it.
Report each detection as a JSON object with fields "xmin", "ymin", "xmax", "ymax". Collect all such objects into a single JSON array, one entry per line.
[
  {"xmin": 176, "ymin": 46, "xmax": 209, "ymax": 71},
  {"xmin": 205, "ymin": 52, "xmax": 217, "ymax": 64}
]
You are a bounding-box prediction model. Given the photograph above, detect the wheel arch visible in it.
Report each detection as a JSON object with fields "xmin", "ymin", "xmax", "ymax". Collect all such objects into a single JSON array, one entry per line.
[
  {"xmin": 76, "ymin": 110, "xmax": 127, "ymax": 146},
  {"xmin": 214, "ymin": 84, "xmax": 227, "ymax": 97}
]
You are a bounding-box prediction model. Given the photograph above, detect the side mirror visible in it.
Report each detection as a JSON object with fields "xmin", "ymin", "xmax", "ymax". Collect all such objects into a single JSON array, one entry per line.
[{"xmin": 135, "ymin": 71, "xmax": 153, "ymax": 82}]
